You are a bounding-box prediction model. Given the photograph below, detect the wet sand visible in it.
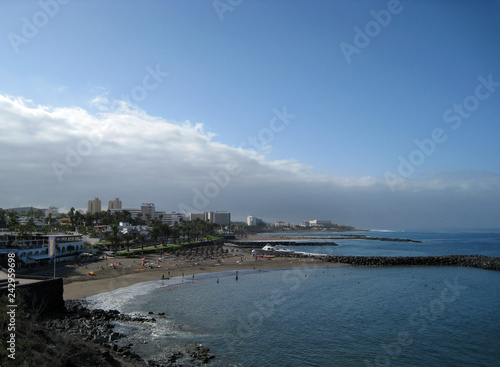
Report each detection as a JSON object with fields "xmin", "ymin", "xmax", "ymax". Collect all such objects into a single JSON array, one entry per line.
[{"xmin": 62, "ymin": 247, "xmax": 340, "ymax": 300}]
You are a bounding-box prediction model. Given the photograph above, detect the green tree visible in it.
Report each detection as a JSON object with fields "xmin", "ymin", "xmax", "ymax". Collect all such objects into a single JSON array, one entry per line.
[
  {"xmin": 150, "ymin": 226, "xmax": 161, "ymax": 247},
  {"xmin": 106, "ymin": 223, "xmax": 122, "ymax": 251},
  {"xmin": 7, "ymin": 211, "xmax": 19, "ymax": 233},
  {"xmin": 160, "ymin": 222, "xmax": 171, "ymax": 244},
  {"xmin": 24, "ymin": 215, "xmax": 37, "ymax": 237},
  {"xmin": 123, "ymin": 233, "xmax": 134, "ymax": 252},
  {"xmin": 0, "ymin": 208, "xmax": 7, "ymax": 228},
  {"xmin": 138, "ymin": 234, "xmax": 147, "ymax": 251},
  {"xmin": 74, "ymin": 210, "xmax": 83, "ymax": 231},
  {"xmin": 171, "ymin": 223, "xmax": 180, "ymax": 244},
  {"xmin": 68, "ymin": 207, "xmax": 76, "ymax": 230}
]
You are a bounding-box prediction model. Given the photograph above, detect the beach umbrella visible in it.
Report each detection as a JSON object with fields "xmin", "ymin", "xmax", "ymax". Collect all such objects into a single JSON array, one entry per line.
[{"xmin": 142, "ymin": 258, "xmax": 147, "ymax": 261}]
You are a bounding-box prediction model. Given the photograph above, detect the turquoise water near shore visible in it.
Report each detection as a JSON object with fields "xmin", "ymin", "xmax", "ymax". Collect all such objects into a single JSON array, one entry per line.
[{"xmin": 88, "ymin": 230, "xmax": 500, "ymax": 366}]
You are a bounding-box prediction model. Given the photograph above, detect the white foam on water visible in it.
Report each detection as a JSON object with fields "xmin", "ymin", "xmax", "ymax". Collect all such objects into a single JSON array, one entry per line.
[{"xmin": 85, "ymin": 276, "xmax": 186, "ymax": 311}]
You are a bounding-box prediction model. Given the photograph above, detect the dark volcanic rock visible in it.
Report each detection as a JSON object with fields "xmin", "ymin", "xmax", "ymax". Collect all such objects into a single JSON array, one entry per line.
[
  {"xmin": 52, "ymin": 300, "xmax": 217, "ymax": 366},
  {"xmin": 324, "ymin": 254, "xmax": 500, "ymax": 271},
  {"xmin": 187, "ymin": 344, "xmax": 216, "ymax": 364}
]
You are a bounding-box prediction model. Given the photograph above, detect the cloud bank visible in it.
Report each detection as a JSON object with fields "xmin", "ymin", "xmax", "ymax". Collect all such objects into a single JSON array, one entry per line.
[{"xmin": 1, "ymin": 94, "xmax": 499, "ymax": 229}]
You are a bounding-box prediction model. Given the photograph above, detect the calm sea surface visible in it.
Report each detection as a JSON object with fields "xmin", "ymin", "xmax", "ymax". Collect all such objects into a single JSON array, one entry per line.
[{"xmin": 87, "ymin": 230, "xmax": 500, "ymax": 366}]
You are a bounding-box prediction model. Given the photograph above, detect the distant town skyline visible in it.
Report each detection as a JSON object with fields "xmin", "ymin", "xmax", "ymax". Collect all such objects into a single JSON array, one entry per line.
[
  {"xmin": 1, "ymin": 1, "xmax": 499, "ymax": 229},
  {"xmin": 3, "ymin": 201, "xmax": 339, "ymax": 228}
]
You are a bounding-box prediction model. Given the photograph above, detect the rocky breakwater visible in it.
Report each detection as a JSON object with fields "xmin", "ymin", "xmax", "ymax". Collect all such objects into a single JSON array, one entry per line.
[
  {"xmin": 324, "ymin": 255, "xmax": 500, "ymax": 271},
  {"xmin": 43, "ymin": 300, "xmax": 215, "ymax": 366}
]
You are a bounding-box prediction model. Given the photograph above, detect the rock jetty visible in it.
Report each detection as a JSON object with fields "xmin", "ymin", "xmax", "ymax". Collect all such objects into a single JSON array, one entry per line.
[{"xmin": 323, "ymin": 255, "xmax": 500, "ymax": 271}]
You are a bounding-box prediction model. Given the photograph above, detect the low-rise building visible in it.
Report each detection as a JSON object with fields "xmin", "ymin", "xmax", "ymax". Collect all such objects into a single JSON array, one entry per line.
[
  {"xmin": 247, "ymin": 215, "xmax": 265, "ymax": 226},
  {"xmin": 309, "ymin": 219, "xmax": 331, "ymax": 226},
  {"xmin": 0, "ymin": 232, "xmax": 84, "ymax": 267},
  {"xmin": 157, "ymin": 212, "xmax": 188, "ymax": 225}
]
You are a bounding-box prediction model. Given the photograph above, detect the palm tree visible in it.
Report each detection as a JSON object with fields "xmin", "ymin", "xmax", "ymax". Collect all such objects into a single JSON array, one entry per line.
[
  {"xmin": 8, "ymin": 211, "xmax": 19, "ymax": 234},
  {"xmin": 171, "ymin": 223, "xmax": 180, "ymax": 244},
  {"xmin": 68, "ymin": 207, "xmax": 76, "ymax": 228},
  {"xmin": 24, "ymin": 215, "xmax": 37, "ymax": 238},
  {"xmin": 160, "ymin": 223, "xmax": 171, "ymax": 244},
  {"xmin": 123, "ymin": 233, "xmax": 134, "ymax": 252},
  {"xmin": 107, "ymin": 223, "xmax": 122, "ymax": 251},
  {"xmin": 138, "ymin": 234, "xmax": 147, "ymax": 251},
  {"xmin": 83, "ymin": 212, "xmax": 94, "ymax": 227},
  {"xmin": 74, "ymin": 210, "xmax": 83, "ymax": 231},
  {"xmin": 0, "ymin": 208, "xmax": 7, "ymax": 228},
  {"xmin": 150, "ymin": 226, "xmax": 161, "ymax": 247},
  {"xmin": 122, "ymin": 210, "xmax": 133, "ymax": 224}
]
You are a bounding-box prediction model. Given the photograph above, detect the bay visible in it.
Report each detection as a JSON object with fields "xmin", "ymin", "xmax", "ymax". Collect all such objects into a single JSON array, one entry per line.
[{"xmin": 87, "ymin": 229, "xmax": 500, "ymax": 366}]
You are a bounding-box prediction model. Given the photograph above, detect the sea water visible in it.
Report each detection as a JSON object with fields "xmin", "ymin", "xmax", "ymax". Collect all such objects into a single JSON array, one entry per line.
[{"xmin": 87, "ymin": 230, "xmax": 500, "ymax": 366}]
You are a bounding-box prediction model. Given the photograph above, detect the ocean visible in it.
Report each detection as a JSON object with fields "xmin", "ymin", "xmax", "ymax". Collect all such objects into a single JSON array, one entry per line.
[{"xmin": 87, "ymin": 229, "xmax": 500, "ymax": 366}]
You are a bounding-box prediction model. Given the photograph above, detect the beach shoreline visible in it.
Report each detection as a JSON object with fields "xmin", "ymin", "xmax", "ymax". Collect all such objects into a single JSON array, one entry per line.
[{"xmin": 62, "ymin": 246, "xmax": 341, "ymax": 300}]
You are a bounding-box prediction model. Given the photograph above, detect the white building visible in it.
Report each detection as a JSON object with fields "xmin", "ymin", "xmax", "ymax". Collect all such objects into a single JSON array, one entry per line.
[
  {"xmin": 247, "ymin": 215, "xmax": 258, "ymax": 226},
  {"xmin": 141, "ymin": 203, "xmax": 155, "ymax": 223},
  {"xmin": 158, "ymin": 212, "xmax": 188, "ymax": 225},
  {"xmin": 209, "ymin": 211, "xmax": 231, "ymax": 226},
  {"xmin": 189, "ymin": 211, "xmax": 231, "ymax": 226},
  {"xmin": 0, "ymin": 233, "xmax": 84, "ymax": 266},
  {"xmin": 247, "ymin": 215, "xmax": 265, "ymax": 226},
  {"xmin": 309, "ymin": 219, "xmax": 331, "ymax": 226}
]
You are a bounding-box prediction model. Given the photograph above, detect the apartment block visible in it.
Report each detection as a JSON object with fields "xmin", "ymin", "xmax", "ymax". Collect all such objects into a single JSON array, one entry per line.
[
  {"xmin": 108, "ymin": 197, "xmax": 122, "ymax": 210},
  {"xmin": 87, "ymin": 197, "xmax": 101, "ymax": 214}
]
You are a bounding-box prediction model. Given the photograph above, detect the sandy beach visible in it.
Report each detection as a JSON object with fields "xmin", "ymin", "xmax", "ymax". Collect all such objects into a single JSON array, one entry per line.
[{"xmin": 61, "ymin": 246, "xmax": 338, "ymax": 300}]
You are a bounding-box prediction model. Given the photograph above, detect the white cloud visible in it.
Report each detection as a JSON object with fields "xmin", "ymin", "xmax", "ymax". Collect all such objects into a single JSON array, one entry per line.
[{"xmin": 0, "ymin": 94, "xmax": 499, "ymax": 229}]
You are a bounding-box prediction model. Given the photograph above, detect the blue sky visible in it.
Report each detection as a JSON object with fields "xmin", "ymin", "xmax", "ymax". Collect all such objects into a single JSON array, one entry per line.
[{"xmin": 1, "ymin": 0, "xmax": 499, "ymax": 228}]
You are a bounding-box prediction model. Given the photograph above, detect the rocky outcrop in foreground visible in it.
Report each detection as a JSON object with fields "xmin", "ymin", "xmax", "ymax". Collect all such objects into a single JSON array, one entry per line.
[
  {"xmin": 324, "ymin": 255, "xmax": 500, "ymax": 271},
  {"xmin": 42, "ymin": 300, "xmax": 215, "ymax": 367}
]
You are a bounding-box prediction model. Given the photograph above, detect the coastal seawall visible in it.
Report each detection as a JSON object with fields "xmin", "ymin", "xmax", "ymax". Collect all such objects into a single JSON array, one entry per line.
[{"xmin": 0, "ymin": 273, "xmax": 64, "ymax": 315}]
